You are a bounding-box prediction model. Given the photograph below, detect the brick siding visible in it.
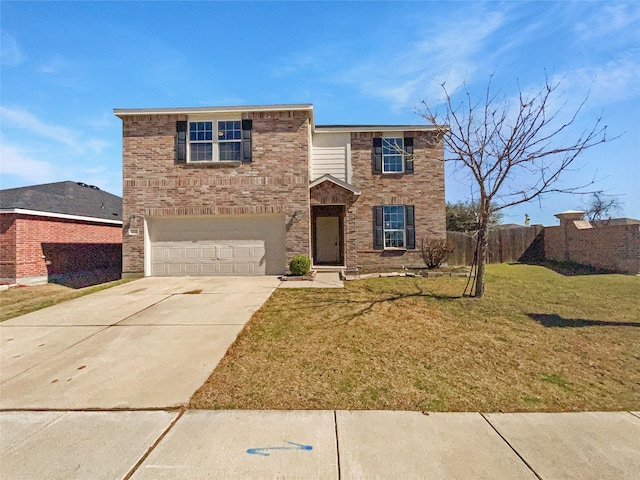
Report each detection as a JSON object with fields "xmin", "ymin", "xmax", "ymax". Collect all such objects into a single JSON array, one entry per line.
[
  {"xmin": 349, "ymin": 131, "xmax": 446, "ymax": 270},
  {"xmin": 545, "ymin": 221, "xmax": 640, "ymax": 274},
  {"xmin": 121, "ymin": 110, "xmax": 311, "ymax": 276},
  {"xmin": 0, "ymin": 213, "xmax": 122, "ymax": 283}
]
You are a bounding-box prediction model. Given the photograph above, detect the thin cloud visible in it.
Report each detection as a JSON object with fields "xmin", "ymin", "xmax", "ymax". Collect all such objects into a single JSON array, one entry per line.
[
  {"xmin": 574, "ymin": 3, "xmax": 640, "ymax": 41},
  {"xmin": 1, "ymin": 106, "xmax": 81, "ymax": 151},
  {"xmin": 0, "ymin": 106, "xmax": 110, "ymax": 155},
  {"xmin": 0, "ymin": 32, "xmax": 24, "ymax": 66},
  {"xmin": 0, "ymin": 143, "xmax": 56, "ymax": 185},
  {"xmin": 335, "ymin": 8, "xmax": 511, "ymax": 111},
  {"xmin": 39, "ymin": 55, "xmax": 72, "ymax": 74}
]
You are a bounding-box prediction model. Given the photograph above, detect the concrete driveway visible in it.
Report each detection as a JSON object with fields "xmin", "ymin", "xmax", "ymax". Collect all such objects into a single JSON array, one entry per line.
[{"xmin": 0, "ymin": 276, "xmax": 281, "ymax": 409}]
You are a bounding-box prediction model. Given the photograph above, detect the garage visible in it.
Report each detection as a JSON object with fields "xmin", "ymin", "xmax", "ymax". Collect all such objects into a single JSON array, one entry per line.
[{"xmin": 146, "ymin": 214, "xmax": 286, "ymax": 276}]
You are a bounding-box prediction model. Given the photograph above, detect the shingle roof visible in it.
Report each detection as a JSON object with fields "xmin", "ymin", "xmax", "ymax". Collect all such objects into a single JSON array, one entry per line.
[{"xmin": 0, "ymin": 181, "xmax": 122, "ymax": 223}]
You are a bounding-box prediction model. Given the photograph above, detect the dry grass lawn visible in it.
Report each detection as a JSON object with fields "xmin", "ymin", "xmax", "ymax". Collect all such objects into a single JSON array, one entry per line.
[
  {"xmin": 190, "ymin": 264, "xmax": 640, "ymax": 412},
  {"xmin": 0, "ymin": 279, "xmax": 132, "ymax": 322}
]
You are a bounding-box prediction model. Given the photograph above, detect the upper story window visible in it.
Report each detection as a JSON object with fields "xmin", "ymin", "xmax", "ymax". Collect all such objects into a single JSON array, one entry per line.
[
  {"xmin": 372, "ymin": 136, "xmax": 414, "ymax": 174},
  {"xmin": 382, "ymin": 138, "xmax": 404, "ymax": 173},
  {"xmin": 218, "ymin": 120, "xmax": 242, "ymax": 161},
  {"xmin": 185, "ymin": 120, "xmax": 245, "ymax": 163},
  {"xmin": 189, "ymin": 122, "xmax": 213, "ymax": 162}
]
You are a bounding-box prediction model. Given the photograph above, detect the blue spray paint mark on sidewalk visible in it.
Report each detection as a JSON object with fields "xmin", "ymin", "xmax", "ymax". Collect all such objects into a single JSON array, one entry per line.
[{"xmin": 247, "ymin": 441, "xmax": 313, "ymax": 456}]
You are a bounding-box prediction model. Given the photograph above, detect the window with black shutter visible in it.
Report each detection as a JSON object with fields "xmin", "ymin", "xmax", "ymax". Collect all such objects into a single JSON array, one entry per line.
[
  {"xmin": 241, "ymin": 119, "xmax": 252, "ymax": 162},
  {"xmin": 176, "ymin": 121, "xmax": 187, "ymax": 163},
  {"xmin": 372, "ymin": 136, "xmax": 414, "ymax": 174},
  {"xmin": 373, "ymin": 204, "xmax": 416, "ymax": 250}
]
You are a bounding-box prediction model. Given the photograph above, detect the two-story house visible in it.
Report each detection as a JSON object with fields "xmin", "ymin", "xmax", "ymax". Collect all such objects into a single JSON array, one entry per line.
[{"xmin": 114, "ymin": 104, "xmax": 446, "ymax": 277}]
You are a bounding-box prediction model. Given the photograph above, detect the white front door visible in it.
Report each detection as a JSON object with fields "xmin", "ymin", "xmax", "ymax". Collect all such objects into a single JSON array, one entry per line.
[{"xmin": 316, "ymin": 216, "xmax": 340, "ymax": 263}]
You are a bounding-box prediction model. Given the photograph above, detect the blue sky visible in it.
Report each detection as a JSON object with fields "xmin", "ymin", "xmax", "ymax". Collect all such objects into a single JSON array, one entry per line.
[{"xmin": 2, "ymin": 1, "xmax": 638, "ymax": 226}]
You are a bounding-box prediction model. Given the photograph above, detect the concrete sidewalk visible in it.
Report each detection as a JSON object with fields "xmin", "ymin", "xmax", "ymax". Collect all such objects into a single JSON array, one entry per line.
[
  {"xmin": 278, "ymin": 271, "xmax": 344, "ymax": 288},
  {"xmin": 1, "ymin": 410, "xmax": 638, "ymax": 479}
]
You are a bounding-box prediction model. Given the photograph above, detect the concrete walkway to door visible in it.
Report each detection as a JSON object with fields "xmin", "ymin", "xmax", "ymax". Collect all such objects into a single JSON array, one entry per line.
[{"xmin": 0, "ymin": 276, "xmax": 281, "ymax": 410}]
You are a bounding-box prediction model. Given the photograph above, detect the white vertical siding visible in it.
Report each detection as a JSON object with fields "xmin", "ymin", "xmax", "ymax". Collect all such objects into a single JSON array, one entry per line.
[{"xmin": 311, "ymin": 132, "xmax": 351, "ymax": 182}]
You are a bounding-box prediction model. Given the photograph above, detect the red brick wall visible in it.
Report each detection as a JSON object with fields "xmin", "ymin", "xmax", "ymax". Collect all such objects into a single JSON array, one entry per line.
[
  {"xmin": 0, "ymin": 214, "xmax": 17, "ymax": 280},
  {"xmin": 349, "ymin": 131, "xmax": 446, "ymax": 270},
  {"xmin": 121, "ymin": 110, "xmax": 311, "ymax": 276},
  {"xmin": 1, "ymin": 214, "xmax": 121, "ymax": 282}
]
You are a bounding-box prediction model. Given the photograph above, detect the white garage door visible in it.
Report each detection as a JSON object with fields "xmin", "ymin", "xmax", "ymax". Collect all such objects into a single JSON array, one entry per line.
[{"xmin": 147, "ymin": 214, "xmax": 286, "ymax": 276}]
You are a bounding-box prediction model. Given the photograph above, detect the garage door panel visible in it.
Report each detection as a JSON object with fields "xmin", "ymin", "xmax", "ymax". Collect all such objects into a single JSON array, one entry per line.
[
  {"xmin": 184, "ymin": 247, "xmax": 199, "ymax": 260},
  {"xmin": 168, "ymin": 248, "xmax": 183, "ymax": 260},
  {"xmin": 201, "ymin": 264, "xmax": 218, "ymax": 275},
  {"xmin": 218, "ymin": 263, "xmax": 235, "ymax": 275}
]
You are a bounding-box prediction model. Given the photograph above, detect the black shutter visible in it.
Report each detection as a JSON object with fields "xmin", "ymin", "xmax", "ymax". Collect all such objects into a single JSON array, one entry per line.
[
  {"xmin": 405, "ymin": 205, "xmax": 416, "ymax": 249},
  {"xmin": 372, "ymin": 137, "xmax": 382, "ymax": 174},
  {"xmin": 241, "ymin": 119, "xmax": 252, "ymax": 162},
  {"xmin": 373, "ymin": 205, "xmax": 384, "ymax": 250},
  {"xmin": 404, "ymin": 137, "xmax": 414, "ymax": 174},
  {"xmin": 176, "ymin": 121, "xmax": 187, "ymax": 163}
]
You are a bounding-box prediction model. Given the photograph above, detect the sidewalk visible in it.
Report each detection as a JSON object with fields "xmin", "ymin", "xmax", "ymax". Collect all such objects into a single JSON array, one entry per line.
[
  {"xmin": 2, "ymin": 409, "xmax": 639, "ymax": 479},
  {"xmin": 278, "ymin": 271, "xmax": 344, "ymax": 289}
]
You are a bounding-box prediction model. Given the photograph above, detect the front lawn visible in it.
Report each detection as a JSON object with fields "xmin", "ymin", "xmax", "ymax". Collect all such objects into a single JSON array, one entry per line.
[{"xmin": 190, "ymin": 264, "xmax": 640, "ymax": 412}]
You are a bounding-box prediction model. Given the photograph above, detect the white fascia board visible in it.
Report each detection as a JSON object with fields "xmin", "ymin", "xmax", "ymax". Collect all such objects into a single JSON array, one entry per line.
[
  {"xmin": 314, "ymin": 125, "xmax": 448, "ymax": 133},
  {"xmin": 0, "ymin": 209, "xmax": 123, "ymax": 225},
  {"xmin": 114, "ymin": 104, "xmax": 314, "ymax": 117}
]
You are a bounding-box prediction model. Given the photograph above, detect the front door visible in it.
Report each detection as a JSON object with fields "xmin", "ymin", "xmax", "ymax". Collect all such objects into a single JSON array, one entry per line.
[{"xmin": 316, "ymin": 216, "xmax": 340, "ymax": 264}]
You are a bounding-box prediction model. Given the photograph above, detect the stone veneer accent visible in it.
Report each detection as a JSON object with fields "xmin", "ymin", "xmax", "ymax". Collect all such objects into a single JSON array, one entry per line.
[{"xmin": 121, "ymin": 110, "xmax": 311, "ymax": 276}]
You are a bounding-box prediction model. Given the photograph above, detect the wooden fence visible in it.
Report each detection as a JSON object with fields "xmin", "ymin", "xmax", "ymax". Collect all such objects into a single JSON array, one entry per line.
[{"xmin": 446, "ymin": 225, "xmax": 545, "ymax": 266}]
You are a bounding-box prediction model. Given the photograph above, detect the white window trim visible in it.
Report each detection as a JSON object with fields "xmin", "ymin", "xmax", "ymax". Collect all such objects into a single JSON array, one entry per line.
[
  {"xmin": 383, "ymin": 205, "xmax": 406, "ymax": 249},
  {"xmin": 187, "ymin": 118, "xmax": 242, "ymax": 163},
  {"xmin": 381, "ymin": 134, "xmax": 404, "ymax": 174}
]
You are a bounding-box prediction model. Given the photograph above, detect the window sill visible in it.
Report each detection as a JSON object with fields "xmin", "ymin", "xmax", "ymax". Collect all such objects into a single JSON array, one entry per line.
[
  {"xmin": 384, "ymin": 247, "xmax": 407, "ymax": 251},
  {"xmin": 179, "ymin": 161, "xmax": 242, "ymax": 169}
]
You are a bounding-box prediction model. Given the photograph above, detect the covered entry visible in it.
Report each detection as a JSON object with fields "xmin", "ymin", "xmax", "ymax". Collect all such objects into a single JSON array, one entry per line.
[
  {"xmin": 312, "ymin": 205, "xmax": 344, "ymax": 266},
  {"xmin": 146, "ymin": 214, "xmax": 286, "ymax": 276}
]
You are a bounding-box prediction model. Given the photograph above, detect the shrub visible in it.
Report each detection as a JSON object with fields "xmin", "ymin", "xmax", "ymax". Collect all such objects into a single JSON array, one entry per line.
[
  {"xmin": 420, "ymin": 239, "xmax": 454, "ymax": 269},
  {"xmin": 289, "ymin": 255, "xmax": 311, "ymax": 276}
]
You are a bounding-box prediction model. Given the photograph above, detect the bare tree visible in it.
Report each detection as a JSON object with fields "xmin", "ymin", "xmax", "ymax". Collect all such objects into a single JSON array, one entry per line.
[
  {"xmin": 583, "ymin": 192, "xmax": 622, "ymax": 223},
  {"xmin": 419, "ymin": 75, "xmax": 610, "ymax": 297}
]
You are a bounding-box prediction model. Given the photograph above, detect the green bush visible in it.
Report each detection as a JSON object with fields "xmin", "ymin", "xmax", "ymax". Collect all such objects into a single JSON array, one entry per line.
[{"xmin": 289, "ymin": 255, "xmax": 311, "ymax": 276}]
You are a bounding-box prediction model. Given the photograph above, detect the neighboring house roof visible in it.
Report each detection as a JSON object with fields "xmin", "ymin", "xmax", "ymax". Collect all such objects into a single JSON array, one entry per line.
[
  {"xmin": 0, "ymin": 181, "xmax": 122, "ymax": 224},
  {"xmin": 310, "ymin": 174, "xmax": 361, "ymax": 195}
]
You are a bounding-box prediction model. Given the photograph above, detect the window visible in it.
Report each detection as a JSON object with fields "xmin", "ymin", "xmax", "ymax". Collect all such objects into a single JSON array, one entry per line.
[
  {"xmin": 372, "ymin": 137, "xmax": 414, "ymax": 174},
  {"xmin": 383, "ymin": 205, "xmax": 405, "ymax": 247},
  {"xmin": 373, "ymin": 205, "xmax": 415, "ymax": 250},
  {"xmin": 218, "ymin": 120, "xmax": 242, "ymax": 161},
  {"xmin": 189, "ymin": 121, "xmax": 213, "ymax": 162},
  {"xmin": 382, "ymin": 138, "xmax": 404, "ymax": 173},
  {"xmin": 183, "ymin": 119, "xmax": 246, "ymax": 163}
]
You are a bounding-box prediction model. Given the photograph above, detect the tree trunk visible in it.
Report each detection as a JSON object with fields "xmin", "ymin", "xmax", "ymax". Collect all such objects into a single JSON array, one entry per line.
[{"xmin": 474, "ymin": 215, "xmax": 490, "ymax": 298}]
